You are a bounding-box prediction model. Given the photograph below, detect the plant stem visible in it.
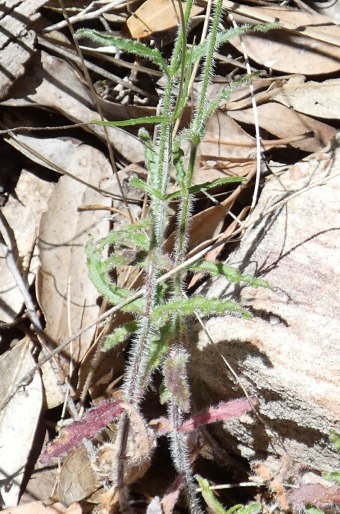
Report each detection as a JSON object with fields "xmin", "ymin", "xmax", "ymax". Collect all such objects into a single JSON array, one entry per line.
[{"xmin": 123, "ymin": 0, "xmax": 195, "ymax": 406}]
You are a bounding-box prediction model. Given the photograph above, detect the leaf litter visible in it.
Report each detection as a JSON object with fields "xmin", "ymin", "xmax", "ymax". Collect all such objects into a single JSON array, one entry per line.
[{"xmin": 0, "ymin": 0, "xmax": 339, "ymax": 512}]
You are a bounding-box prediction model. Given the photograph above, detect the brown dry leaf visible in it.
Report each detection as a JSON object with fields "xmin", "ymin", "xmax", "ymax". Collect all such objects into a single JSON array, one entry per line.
[
  {"xmin": 126, "ymin": 0, "xmax": 204, "ymax": 39},
  {"xmin": 197, "ymin": 110, "xmax": 257, "ymax": 176},
  {"xmin": 194, "ymin": 107, "xmax": 293, "ymax": 182},
  {"xmin": 59, "ymin": 445, "xmax": 98, "ymax": 507},
  {"xmin": 0, "ymin": 170, "xmax": 54, "ymax": 323},
  {"xmin": 1, "ymin": 51, "xmax": 144, "ymax": 164},
  {"xmin": 229, "ymin": 102, "xmax": 336, "ymax": 153},
  {"xmin": 1, "ymin": 502, "xmax": 67, "ymax": 514},
  {"xmin": 36, "ymin": 139, "xmax": 111, "ymax": 386},
  {"xmin": 225, "ymin": 4, "xmax": 340, "ymax": 74},
  {"xmin": 0, "ymin": 0, "xmax": 47, "ymax": 101},
  {"xmin": 59, "ymin": 403, "xmax": 155, "ymax": 509},
  {"xmin": 164, "ymin": 189, "xmax": 245, "ymax": 256},
  {"xmin": 0, "ymin": 338, "xmax": 43, "ymax": 506},
  {"xmin": 272, "ymin": 78, "xmax": 340, "ymax": 120}
]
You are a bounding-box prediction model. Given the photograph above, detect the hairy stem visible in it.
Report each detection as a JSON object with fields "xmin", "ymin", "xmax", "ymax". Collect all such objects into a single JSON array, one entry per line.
[{"xmin": 169, "ymin": 401, "xmax": 202, "ymax": 514}]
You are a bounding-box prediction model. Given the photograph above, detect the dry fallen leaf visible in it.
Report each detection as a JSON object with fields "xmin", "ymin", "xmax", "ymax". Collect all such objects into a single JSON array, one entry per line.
[
  {"xmin": 0, "ymin": 169, "xmax": 54, "ymax": 324},
  {"xmin": 125, "ymin": 0, "xmax": 204, "ymax": 39},
  {"xmin": 2, "ymin": 52, "xmax": 144, "ymax": 164},
  {"xmin": 59, "ymin": 445, "xmax": 98, "ymax": 507},
  {"xmin": 54, "ymin": 402, "xmax": 154, "ymax": 508},
  {"xmin": 272, "ymin": 78, "xmax": 340, "ymax": 120},
  {"xmin": 226, "ymin": 5, "xmax": 340, "ymax": 74},
  {"xmin": 36, "ymin": 138, "xmax": 112, "ymax": 400},
  {"xmin": 1, "ymin": 502, "xmax": 67, "ymax": 514},
  {"xmin": 229, "ymin": 102, "xmax": 336, "ymax": 153},
  {"xmin": 0, "ymin": 338, "xmax": 43, "ymax": 506}
]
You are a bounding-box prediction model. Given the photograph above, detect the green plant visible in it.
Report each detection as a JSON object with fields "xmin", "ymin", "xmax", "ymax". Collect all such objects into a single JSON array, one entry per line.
[
  {"xmin": 76, "ymin": 2, "xmax": 274, "ymax": 511},
  {"xmin": 196, "ymin": 474, "xmax": 261, "ymax": 514}
]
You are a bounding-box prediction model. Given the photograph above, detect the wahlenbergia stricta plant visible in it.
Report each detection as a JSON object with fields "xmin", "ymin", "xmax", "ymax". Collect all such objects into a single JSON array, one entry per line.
[{"xmin": 76, "ymin": 1, "xmax": 273, "ymax": 511}]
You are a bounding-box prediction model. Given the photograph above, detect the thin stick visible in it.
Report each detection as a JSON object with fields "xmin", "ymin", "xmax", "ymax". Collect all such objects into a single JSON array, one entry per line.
[
  {"xmin": 0, "ymin": 214, "xmax": 42, "ymax": 333},
  {"xmin": 227, "ymin": 11, "xmax": 262, "ymax": 212}
]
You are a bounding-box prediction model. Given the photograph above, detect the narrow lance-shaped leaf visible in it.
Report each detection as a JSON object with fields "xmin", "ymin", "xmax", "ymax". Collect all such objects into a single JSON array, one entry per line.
[
  {"xmin": 103, "ymin": 320, "xmax": 138, "ymax": 351},
  {"xmin": 130, "ymin": 176, "xmax": 163, "ymax": 200},
  {"xmin": 40, "ymin": 400, "xmax": 125, "ymax": 463},
  {"xmin": 86, "ymin": 241, "xmax": 144, "ymax": 313},
  {"xmin": 166, "ymin": 176, "xmax": 245, "ymax": 201},
  {"xmin": 138, "ymin": 127, "xmax": 159, "ymax": 185},
  {"xmin": 190, "ymin": 261, "xmax": 272, "ymax": 289},
  {"xmin": 180, "ymin": 398, "xmax": 255, "ymax": 432},
  {"xmin": 152, "ymin": 296, "xmax": 251, "ymax": 325},
  {"xmin": 189, "ymin": 23, "xmax": 280, "ymax": 65},
  {"xmin": 91, "ymin": 115, "xmax": 167, "ymax": 128},
  {"xmin": 196, "ymin": 474, "xmax": 242, "ymax": 514},
  {"xmin": 96, "ymin": 219, "xmax": 150, "ymax": 253},
  {"xmin": 76, "ymin": 29, "xmax": 168, "ymax": 74}
]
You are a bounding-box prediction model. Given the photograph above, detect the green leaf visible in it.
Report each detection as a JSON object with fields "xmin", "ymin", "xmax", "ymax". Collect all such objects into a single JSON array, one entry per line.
[
  {"xmin": 86, "ymin": 240, "xmax": 144, "ymax": 313},
  {"xmin": 130, "ymin": 176, "xmax": 162, "ymax": 200},
  {"xmin": 138, "ymin": 127, "xmax": 159, "ymax": 182},
  {"xmin": 103, "ymin": 321, "xmax": 138, "ymax": 351},
  {"xmin": 305, "ymin": 508, "xmax": 326, "ymax": 514},
  {"xmin": 97, "ymin": 220, "xmax": 150, "ymax": 252},
  {"xmin": 172, "ymin": 141, "xmax": 186, "ymax": 190},
  {"xmin": 91, "ymin": 116, "xmax": 167, "ymax": 128},
  {"xmin": 76, "ymin": 29, "xmax": 168, "ymax": 73},
  {"xmin": 330, "ymin": 430, "xmax": 340, "ymax": 451},
  {"xmin": 141, "ymin": 329, "xmax": 169, "ymax": 389},
  {"xmin": 196, "ymin": 474, "xmax": 234, "ymax": 514},
  {"xmin": 202, "ymin": 73, "xmax": 261, "ymax": 124},
  {"xmin": 189, "ymin": 23, "xmax": 280, "ymax": 66},
  {"xmin": 322, "ymin": 471, "xmax": 340, "ymax": 484},
  {"xmin": 235, "ymin": 503, "xmax": 261, "ymax": 514},
  {"xmin": 196, "ymin": 475, "xmax": 261, "ymax": 514},
  {"xmin": 152, "ymin": 296, "xmax": 251, "ymax": 325},
  {"xmin": 167, "ymin": 176, "xmax": 245, "ymax": 201},
  {"xmin": 190, "ymin": 261, "xmax": 271, "ymax": 289}
]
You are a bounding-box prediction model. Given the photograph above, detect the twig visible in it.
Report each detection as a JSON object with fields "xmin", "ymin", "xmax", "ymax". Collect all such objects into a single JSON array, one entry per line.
[
  {"xmin": 43, "ymin": 0, "xmax": 126, "ymax": 33},
  {"xmin": 0, "ymin": 214, "xmax": 42, "ymax": 333},
  {"xmin": 227, "ymin": 11, "xmax": 262, "ymax": 212}
]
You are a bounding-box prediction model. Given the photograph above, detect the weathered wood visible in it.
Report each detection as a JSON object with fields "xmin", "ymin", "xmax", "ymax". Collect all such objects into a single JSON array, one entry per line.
[{"xmin": 0, "ymin": 0, "xmax": 47, "ymax": 101}]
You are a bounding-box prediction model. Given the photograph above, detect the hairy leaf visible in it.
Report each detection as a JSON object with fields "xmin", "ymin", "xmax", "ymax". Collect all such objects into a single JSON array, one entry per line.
[
  {"xmin": 86, "ymin": 241, "xmax": 144, "ymax": 312},
  {"xmin": 39, "ymin": 400, "xmax": 124, "ymax": 463},
  {"xmin": 191, "ymin": 261, "xmax": 271, "ymax": 289},
  {"xmin": 103, "ymin": 320, "xmax": 138, "ymax": 351},
  {"xmin": 180, "ymin": 398, "xmax": 254, "ymax": 432},
  {"xmin": 76, "ymin": 29, "xmax": 168, "ymax": 73},
  {"xmin": 166, "ymin": 176, "xmax": 245, "ymax": 201},
  {"xmin": 96, "ymin": 220, "xmax": 150, "ymax": 252},
  {"xmin": 152, "ymin": 296, "xmax": 251, "ymax": 324},
  {"xmin": 92, "ymin": 115, "xmax": 167, "ymax": 128}
]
